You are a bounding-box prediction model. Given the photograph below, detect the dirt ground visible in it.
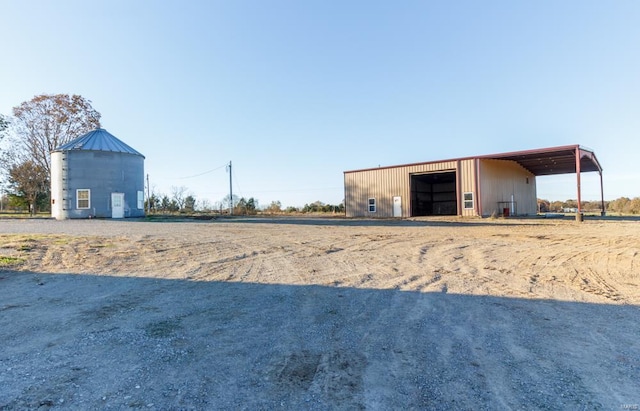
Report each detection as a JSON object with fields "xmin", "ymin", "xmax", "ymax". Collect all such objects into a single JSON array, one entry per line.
[{"xmin": 0, "ymin": 216, "xmax": 638, "ymax": 410}]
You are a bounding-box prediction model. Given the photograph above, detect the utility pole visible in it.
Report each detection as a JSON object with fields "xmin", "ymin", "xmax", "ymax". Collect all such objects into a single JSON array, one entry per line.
[
  {"xmin": 146, "ymin": 174, "xmax": 150, "ymax": 214},
  {"xmin": 228, "ymin": 161, "xmax": 233, "ymax": 216}
]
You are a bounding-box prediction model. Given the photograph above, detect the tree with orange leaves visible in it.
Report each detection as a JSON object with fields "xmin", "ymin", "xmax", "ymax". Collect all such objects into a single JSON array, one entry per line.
[{"xmin": 11, "ymin": 94, "xmax": 101, "ymax": 176}]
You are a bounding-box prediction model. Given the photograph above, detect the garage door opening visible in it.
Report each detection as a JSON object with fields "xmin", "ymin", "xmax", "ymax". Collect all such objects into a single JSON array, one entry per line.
[{"xmin": 411, "ymin": 171, "xmax": 457, "ymax": 216}]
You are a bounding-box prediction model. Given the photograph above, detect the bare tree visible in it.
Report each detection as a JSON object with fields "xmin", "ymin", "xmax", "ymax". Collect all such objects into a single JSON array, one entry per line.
[
  {"xmin": 170, "ymin": 186, "xmax": 189, "ymax": 210},
  {"xmin": 221, "ymin": 194, "xmax": 239, "ymax": 212},
  {"xmin": 11, "ymin": 94, "xmax": 101, "ymax": 176},
  {"xmin": 198, "ymin": 199, "xmax": 213, "ymax": 212}
]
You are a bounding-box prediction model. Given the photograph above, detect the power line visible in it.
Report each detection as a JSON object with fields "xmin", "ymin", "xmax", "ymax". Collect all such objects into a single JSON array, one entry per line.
[
  {"xmin": 176, "ymin": 163, "xmax": 228, "ymax": 180},
  {"xmin": 232, "ymin": 165, "xmax": 243, "ymax": 199},
  {"xmin": 243, "ymin": 187, "xmax": 342, "ymax": 194}
]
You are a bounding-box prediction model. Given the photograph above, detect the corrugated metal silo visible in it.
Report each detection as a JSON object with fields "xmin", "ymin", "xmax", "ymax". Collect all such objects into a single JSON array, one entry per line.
[{"xmin": 50, "ymin": 129, "xmax": 145, "ymax": 219}]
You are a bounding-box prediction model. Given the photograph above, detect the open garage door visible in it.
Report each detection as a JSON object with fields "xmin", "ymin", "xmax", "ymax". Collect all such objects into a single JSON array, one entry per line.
[{"xmin": 410, "ymin": 171, "xmax": 457, "ymax": 216}]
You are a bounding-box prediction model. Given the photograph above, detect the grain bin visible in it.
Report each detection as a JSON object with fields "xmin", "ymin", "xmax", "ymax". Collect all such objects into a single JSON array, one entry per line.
[{"xmin": 50, "ymin": 128, "xmax": 145, "ymax": 219}]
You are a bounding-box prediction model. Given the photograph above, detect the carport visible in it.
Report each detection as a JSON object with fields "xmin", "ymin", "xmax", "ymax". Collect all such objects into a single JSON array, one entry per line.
[{"xmin": 479, "ymin": 145, "xmax": 605, "ymax": 214}]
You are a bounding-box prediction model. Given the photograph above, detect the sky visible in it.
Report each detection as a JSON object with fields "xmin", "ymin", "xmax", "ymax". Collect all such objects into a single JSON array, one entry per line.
[{"xmin": 1, "ymin": 1, "xmax": 639, "ymax": 208}]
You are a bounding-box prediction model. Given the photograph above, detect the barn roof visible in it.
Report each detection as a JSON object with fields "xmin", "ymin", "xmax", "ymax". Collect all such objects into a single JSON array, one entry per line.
[{"xmin": 53, "ymin": 128, "xmax": 144, "ymax": 158}]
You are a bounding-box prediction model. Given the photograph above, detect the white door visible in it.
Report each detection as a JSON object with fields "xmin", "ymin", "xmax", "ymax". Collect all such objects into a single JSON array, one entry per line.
[
  {"xmin": 111, "ymin": 193, "xmax": 125, "ymax": 218},
  {"xmin": 393, "ymin": 196, "xmax": 402, "ymax": 217}
]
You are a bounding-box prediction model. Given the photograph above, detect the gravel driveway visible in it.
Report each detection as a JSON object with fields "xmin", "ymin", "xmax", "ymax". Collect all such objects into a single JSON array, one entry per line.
[{"xmin": 1, "ymin": 217, "xmax": 638, "ymax": 409}]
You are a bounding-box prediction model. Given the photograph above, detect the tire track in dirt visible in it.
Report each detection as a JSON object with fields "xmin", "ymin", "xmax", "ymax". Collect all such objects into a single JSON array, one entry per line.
[{"xmin": 4, "ymin": 219, "xmax": 640, "ymax": 305}]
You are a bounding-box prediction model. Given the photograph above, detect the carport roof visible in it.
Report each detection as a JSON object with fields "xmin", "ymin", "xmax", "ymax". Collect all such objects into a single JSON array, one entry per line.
[
  {"xmin": 345, "ymin": 144, "xmax": 602, "ymax": 176},
  {"xmin": 478, "ymin": 145, "xmax": 602, "ymax": 176}
]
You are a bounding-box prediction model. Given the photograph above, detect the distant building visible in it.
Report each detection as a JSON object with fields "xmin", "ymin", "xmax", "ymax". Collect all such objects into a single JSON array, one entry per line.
[
  {"xmin": 344, "ymin": 145, "xmax": 604, "ymax": 218},
  {"xmin": 50, "ymin": 128, "xmax": 145, "ymax": 219}
]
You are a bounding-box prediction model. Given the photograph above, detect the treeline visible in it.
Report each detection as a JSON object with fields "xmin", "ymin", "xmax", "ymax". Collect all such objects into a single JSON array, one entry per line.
[
  {"xmin": 145, "ymin": 186, "xmax": 197, "ymax": 213},
  {"xmin": 0, "ymin": 192, "xmax": 49, "ymax": 214},
  {"xmin": 537, "ymin": 197, "xmax": 640, "ymax": 214},
  {"xmin": 143, "ymin": 188, "xmax": 345, "ymax": 216},
  {"xmin": 606, "ymin": 197, "xmax": 640, "ymax": 214},
  {"xmin": 250, "ymin": 200, "xmax": 345, "ymax": 214}
]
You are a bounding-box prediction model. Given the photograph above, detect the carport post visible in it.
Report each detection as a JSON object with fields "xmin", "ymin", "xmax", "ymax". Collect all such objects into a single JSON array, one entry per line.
[
  {"xmin": 228, "ymin": 161, "xmax": 233, "ymax": 216},
  {"xmin": 576, "ymin": 148, "xmax": 582, "ymax": 215},
  {"xmin": 600, "ymin": 171, "xmax": 606, "ymax": 216}
]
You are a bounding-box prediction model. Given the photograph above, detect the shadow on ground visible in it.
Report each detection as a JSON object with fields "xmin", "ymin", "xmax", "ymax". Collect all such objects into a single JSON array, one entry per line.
[{"xmin": 1, "ymin": 271, "xmax": 638, "ymax": 409}]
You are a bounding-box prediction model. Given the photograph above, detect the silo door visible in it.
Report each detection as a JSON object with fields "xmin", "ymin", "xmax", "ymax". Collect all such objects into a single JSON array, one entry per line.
[
  {"xmin": 111, "ymin": 193, "xmax": 125, "ymax": 219},
  {"xmin": 393, "ymin": 196, "xmax": 402, "ymax": 217}
]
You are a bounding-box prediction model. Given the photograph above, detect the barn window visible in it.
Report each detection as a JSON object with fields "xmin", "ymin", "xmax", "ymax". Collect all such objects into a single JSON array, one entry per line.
[
  {"xmin": 368, "ymin": 198, "xmax": 376, "ymax": 213},
  {"xmin": 137, "ymin": 191, "xmax": 144, "ymax": 209},
  {"xmin": 77, "ymin": 189, "xmax": 90, "ymax": 209},
  {"xmin": 463, "ymin": 192, "xmax": 474, "ymax": 209}
]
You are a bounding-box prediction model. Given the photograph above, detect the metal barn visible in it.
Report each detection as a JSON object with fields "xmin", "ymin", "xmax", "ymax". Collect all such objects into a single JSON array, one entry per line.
[
  {"xmin": 344, "ymin": 145, "xmax": 604, "ymax": 218},
  {"xmin": 50, "ymin": 128, "xmax": 145, "ymax": 219}
]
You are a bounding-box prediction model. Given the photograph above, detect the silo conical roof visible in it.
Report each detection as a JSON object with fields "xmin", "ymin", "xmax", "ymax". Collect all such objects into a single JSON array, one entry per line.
[{"xmin": 53, "ymin": 128, "xmax": 144, "ymax": 158}]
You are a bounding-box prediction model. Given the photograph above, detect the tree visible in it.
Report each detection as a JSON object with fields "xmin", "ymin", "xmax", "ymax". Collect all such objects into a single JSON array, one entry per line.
[
  {"xmin": 184, "ymin": 195, "xmax": 196, "ymax": 212},
  {"xmin": 0, "ymin": 115, "xmax": 8, "ymax": 174},
  {"xmin": 302, "ymin": 201, "xmax": 325, "ymax": 213},
  {"xmin": 629, "ymin": 198, "xmax": 640, "ymax": 214},
  {"xmin": 609, "ymin": 197, "xmax": 630, "ymax": 214},
  {"xmin": 160, "ymin": 195, "xmax": 172, "ymax": 213},
  {"xmin": 537, "ymin": 199, "xmax": 549, "ymax": 213},
  {"xmin": 246, "ymin": 197, "xmax": 258, "ymax": 213},
  {"xmin": 198, "ymin": 199, "xmax": 214, "ymax": 212},
  {"xmin": 562, "ymin": 199, "xmax": 578, "ymax": 210},
  {"xmin": 265, "ymin": 200, "xmax": 282, "ymax": 213},
  {"xmin": 170, "ymin": 186, "xmax": 188, "ymax": 210},
  {"xmin": 548, "ymin": 201, "xmax": 562, "ymax": 212},
  {"xmin": 145, "ymin": 193, "xmax": 160, "ymax": 212},
  {"xmin": 11, "ymin": 94, "xmax": 101, "ymax": 176},
  {"xmin": 7, "ymin": 159, "xmax": 49, "ymax": 215},
  {"xmin": 7, "ymin": 194, "xmax": 29, "ymax": 211},
  {"xmin": 0, "ymin": 114, "xmax": 8, "ymax": 140},
  {"xmin": 221, "ymin": 194, "xmax": 240, "ymax": 213},
  {"xmin": 234, "ymin": 197, "xmax": 258, "ymax": 215},
  {"xmin": 0, "ymin": 115, "xmax": 8, "ymax": 188}
]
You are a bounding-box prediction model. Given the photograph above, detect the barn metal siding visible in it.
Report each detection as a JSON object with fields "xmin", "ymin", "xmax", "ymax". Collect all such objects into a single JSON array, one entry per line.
[
  {"xmin": 345, "ymin": 160, "xmax": 475, "ymax": 218},
  {"xmin": 479, "ymin": 159, "xmax": 537, "ymax": 216},
  {"xmin": 344, "ymin": 167, "xmax": 404, "ymax": 218},
  {"xmin": 458, "ymin": 159, "xmax": 477, "ymax": 217}
]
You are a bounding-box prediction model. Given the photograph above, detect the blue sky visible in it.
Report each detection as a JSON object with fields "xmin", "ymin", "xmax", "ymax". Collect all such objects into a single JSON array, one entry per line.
[{"xmin": 1, "ymin": 1, "xmax": 639, "ymax": 208}]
